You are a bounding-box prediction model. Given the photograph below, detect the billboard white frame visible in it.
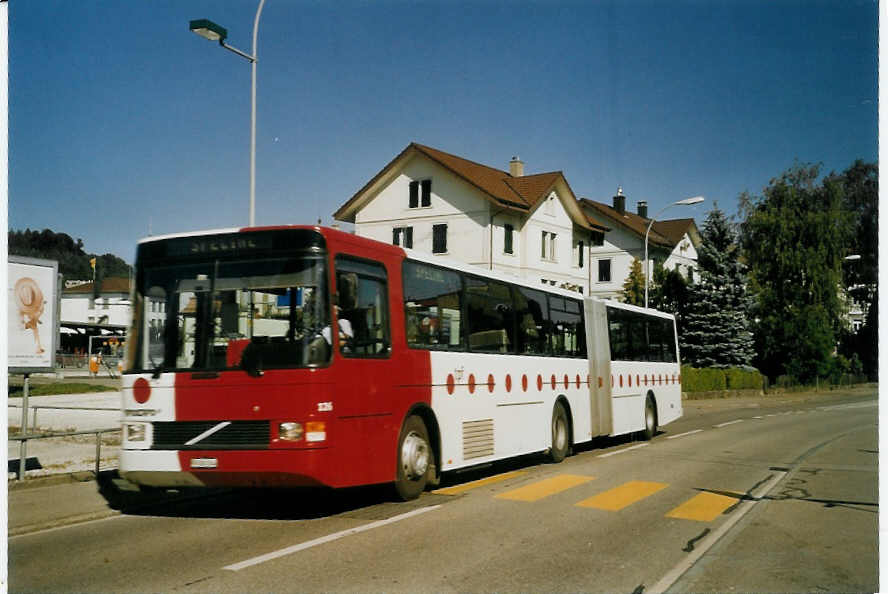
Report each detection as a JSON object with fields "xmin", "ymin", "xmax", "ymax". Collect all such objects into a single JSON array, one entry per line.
[{"xmin": 8, "ymin": 255, "xmax": 60, "ymax": 374}]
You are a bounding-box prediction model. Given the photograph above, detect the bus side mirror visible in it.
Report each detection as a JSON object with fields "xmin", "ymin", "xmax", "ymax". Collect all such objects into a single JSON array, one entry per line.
[{"xmin": 240, "ymin": 342, "xmax": 264, "ymax": 377}]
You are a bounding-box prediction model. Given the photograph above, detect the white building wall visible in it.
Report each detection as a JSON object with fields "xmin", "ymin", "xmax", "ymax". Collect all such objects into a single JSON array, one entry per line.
[
  {"xmin": 61, "ymin": 294, "xmax": 131, "ymax": 327},
  {"xmin": 663, "ymin": 232, "xmax": 699, "ymax": 279},
  {"xmin": 588, "ymin": 224, "xmax": 643, "ymax": 299},
  {"xmin": 521, "ymin": 191, "xmax": 587, "ymax": 293}
]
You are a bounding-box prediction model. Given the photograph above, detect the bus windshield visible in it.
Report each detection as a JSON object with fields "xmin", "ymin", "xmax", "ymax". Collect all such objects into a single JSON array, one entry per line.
[{"xmin": 130, "ymin": 255, "xmax": 329, "ymax": 373}]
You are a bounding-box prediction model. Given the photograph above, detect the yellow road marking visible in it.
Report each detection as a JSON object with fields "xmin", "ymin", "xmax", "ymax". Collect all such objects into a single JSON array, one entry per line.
[
  {"xmin": 576, "ymin": 480, "xmax": 669, "ymax": 511},
  {"xmin": 666, "ymin": 491, "xmax": 739, "ymax": 521},
  {"xmin": 495, "ymin": 474, "xmax": 595, "ymax": 502},
  {"xmin": 433, "ymin": 471, "xmax": 528, "ymax": 496}
]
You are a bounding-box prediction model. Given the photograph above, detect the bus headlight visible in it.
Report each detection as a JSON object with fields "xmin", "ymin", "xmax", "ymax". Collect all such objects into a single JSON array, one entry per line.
[
  {"xmin": 279, "ymin": 422, "xmax": 304, "ymax": 441},
  {"xmin": 125, "ymin": 423, "xmax": 147, "ymax": 442}
]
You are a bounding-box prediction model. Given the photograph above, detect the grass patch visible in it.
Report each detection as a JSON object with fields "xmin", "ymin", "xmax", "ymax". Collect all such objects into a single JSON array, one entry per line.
[{"xmin": 7, "ymin": 383, "xmax": 118, "ymax": 397}]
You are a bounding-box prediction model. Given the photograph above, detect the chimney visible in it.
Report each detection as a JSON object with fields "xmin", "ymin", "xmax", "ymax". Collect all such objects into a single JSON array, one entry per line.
[
  {"xmin": 637, "ymin": 201, "xmax": 648, "ymax": 218},
  {"xmin": 613, "ymin": 186, "xmax": 626, "ymax": 214},
  {"xmin": 509, "ymin": 156, "xmax": 524, "ymax": 177}
]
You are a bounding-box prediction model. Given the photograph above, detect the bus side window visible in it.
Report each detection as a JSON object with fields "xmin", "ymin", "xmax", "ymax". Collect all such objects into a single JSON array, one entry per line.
[
  {"xmin": 465, "ymin": 276, "xmax": 516, "ymax": 353},
  {"xmin": 514, "ymin": 286, "xmax": 549, "ymax": 355},
  {"xmin": 403, "ymin": 260, "xmax": 465, "ymax": 350}
]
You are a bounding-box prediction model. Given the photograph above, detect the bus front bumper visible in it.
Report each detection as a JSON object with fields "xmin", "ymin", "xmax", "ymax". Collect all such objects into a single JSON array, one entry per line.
[{"xmin": 119, "ymin": 449, "xmax": 335, "ymax": 489}]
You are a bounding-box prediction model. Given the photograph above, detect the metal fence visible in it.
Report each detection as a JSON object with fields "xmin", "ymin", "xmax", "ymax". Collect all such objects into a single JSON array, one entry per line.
[{"xmin": 9, "ymin": 427, "xmax": 121, "ymax": 481}]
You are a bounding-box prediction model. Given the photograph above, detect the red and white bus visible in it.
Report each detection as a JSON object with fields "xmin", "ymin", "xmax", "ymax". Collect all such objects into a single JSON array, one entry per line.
[{"xmin": 120, "ymin": 226, "xmax": 682, "ymax": 499}]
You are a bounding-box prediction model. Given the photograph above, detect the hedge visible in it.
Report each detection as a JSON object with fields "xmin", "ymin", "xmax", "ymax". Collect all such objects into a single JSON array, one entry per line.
[{"xmin": 681, "ymin": 366, "xmax": 764, "ymax": 393}]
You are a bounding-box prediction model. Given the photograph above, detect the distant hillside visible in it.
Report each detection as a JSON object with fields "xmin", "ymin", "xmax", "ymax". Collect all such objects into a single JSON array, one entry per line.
[{"xmin": 9, "ymin": 228, "xmax": 131, "ymax": 283}]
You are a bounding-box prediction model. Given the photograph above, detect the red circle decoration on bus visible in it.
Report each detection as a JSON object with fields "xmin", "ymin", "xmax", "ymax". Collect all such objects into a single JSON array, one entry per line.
[
  {"xmin": 576, "ymin": 375, "xmax": 581, "ymax": 389},
  {"xmin": 550, "ymin": 374, "xmax": 557, "ymax": 389},
  {"xmin": 505, "ymin": 374, "xmax": 512, "ymax": 392},
  {"xmin": 619, "ymin": 375, "xmax": 623, "ymax": 387},
  {"xmin": 537, "ymin": 375, "xmax": 543, "ymax": 391},
  {"xmin": 628, "ymin": 374, "xmax": 632, "ymax": 387},
  {"xmin": 133, "ymin": 378, "xmax": 151, "ymax": 404},
  {"xmin": 636, "ymin": 375, "xmax": 640, "ymax": 387},
  {"xmin": 522, "ymin": 374, "xmax": 528, "ymax": 392},
  {"xmin": 487, "ymin": 374, "xmax": 495, "ymax": 393},
  {"xmin": 446, "ymin": 374, "xmax": 455, "ymax": 395},
  {"xmin": 598, "ymin": 376, "xmax": 603, "ymax": 388},
  {"xmin": 563, "ymin": 374, "xmax": 569, "ymax": 389},
  {"xmin": 468, "ymin": 374, "xmax": 476, "ymax": 394}
]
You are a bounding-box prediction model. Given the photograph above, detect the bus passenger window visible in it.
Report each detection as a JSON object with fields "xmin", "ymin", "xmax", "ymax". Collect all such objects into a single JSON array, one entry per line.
[
  {"xmin": 548, "ymin": 296, "xmax": 585, "ymax": 357},
  {"xmin": 403, "ymin": 260, "xmax": 464, "ymax": 350},
  {"xmin": 465, "ymin": 276, "xmax": 515, "ymax": 353},
  {"xmin": 514, "ymin": 286, "xmax": 550, "ymax": 355}
]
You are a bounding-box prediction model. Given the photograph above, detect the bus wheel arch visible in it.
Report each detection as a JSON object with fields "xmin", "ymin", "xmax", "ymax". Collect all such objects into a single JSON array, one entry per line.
[
  {"xmin": 640, "ymin": 392, "xmax": 658, "ymax": 441},
  {"xmin": 549, "ymin": 397, "xmax": 572, "ymax": 463}
]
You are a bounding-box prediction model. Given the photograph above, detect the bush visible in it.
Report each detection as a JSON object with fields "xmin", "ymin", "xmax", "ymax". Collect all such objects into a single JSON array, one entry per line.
[
  {"xmin": 724, "ymin": 367, "xmax": 764, "ymax": 390},
  {"xmin": 682, "ymin": 366, "xmax": 726, "ymax": 392},
  {"xmin": 682, "ymin": 366, "xmax": 764, "ymax": 392}
]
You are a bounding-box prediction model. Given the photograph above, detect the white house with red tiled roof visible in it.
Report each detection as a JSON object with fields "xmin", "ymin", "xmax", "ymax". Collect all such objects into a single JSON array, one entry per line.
[
  {"xmin": 579, "ymin": 190, "xmax": 701, "ymax": 299},
  {"xmin": 334, "ymin": 143, "xmax": 610, "ymax": 295}
]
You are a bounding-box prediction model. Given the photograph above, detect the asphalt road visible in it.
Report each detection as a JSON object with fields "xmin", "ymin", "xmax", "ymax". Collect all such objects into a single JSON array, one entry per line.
[{"xmin": 9, "ymin": 387, "xmax": 878, "ymax": 593}]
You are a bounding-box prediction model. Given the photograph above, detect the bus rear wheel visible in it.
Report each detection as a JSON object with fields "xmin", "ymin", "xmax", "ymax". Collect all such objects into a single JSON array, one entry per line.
[
  {"xmin": 640, "ymin": 395, "xmax": 657, "ymax": 441},
  {"xmin": 394, "ymin": 415, "xmax": 431, "ymax": 501},
  {"xmin": 549, "ymin": 402, "xmax": 570, "ymax": 463}
]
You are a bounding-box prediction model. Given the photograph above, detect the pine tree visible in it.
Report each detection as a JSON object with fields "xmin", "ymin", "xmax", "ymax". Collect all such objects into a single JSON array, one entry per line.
[
  {"xmin": 620, "ymin": 258, "xmax": 645, "ymax": 306},
  {"xmin": 680, "ymin": 206, "xmax": 755, "ymax": 368}
]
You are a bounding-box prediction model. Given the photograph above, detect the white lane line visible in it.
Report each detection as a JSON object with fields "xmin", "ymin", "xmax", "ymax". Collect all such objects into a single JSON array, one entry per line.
[
  {"xmin": 714, "ymin": 419, "xmax": 744, "ymax": 428},
  {"xmin": 224, "ymin": 505, "xmax": 441, "ymax": 571},
  {"xmin": 596, "ymin": 443, "xmax": 649, "ymax": 458},
  {"xmin": 666, "ymin": 429, "xmax": 704, "ymax": 440},
  {"xmin": 751, "ymin": 416, "xmax": 763, "ymax": 419},
  {"xmin": 647, "ymin": 470, "xmax": 788, "ymax": 594}
]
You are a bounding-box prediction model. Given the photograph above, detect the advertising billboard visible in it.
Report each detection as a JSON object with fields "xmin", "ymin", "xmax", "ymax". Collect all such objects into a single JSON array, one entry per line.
[{"xmin": 8, "ymin": 256, "xmax": 59, "ymax": 373}]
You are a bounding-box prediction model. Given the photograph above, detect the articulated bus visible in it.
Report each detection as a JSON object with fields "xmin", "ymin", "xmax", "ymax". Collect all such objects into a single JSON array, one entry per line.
[{"xmin": 120, "ymin": 226, "xmax": 682, "ymax": 499}]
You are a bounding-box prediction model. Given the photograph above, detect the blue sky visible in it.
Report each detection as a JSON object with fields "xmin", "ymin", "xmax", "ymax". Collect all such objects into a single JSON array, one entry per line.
[{"xmin": 10, "ymin": 0, "xmax": 878, "ymax": 263}]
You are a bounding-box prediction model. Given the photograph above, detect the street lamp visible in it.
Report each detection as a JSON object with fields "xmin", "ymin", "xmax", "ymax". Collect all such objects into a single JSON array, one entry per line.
[
  {"xmin": 644, "ymin": 196, "xmax": 704, "ymax": 308},
  {"xmin": 189, "ymin": 0, "xmax": 266, "ymax": 227}
]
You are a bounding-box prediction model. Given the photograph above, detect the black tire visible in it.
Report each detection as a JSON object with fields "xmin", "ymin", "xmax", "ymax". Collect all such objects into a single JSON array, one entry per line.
[
  {"xmin": 549, "ymin": 402, "xmax": 570, "ymax": 463},
  {"xmin": 394, "ymin": 415, "xmax": 432, "ymax": 501},
  {"xmin": 640, "ymin": 395, "xmax": 657, "ymax": 441}
]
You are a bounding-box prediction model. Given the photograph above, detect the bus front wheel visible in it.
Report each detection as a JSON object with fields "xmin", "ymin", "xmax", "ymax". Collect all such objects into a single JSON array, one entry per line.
[
  {"xmin": 394, "ymin": 415, "xmax": 431, "ymax": 501},
  {"xmin": 549, "ymin": 402, "xmax": 570, "ymax": 463}
]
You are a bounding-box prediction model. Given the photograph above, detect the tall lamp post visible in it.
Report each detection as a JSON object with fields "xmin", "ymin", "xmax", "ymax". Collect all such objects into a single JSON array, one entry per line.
[
  {"xmin": 189, "ymin": 0, "xmax": 266, "ymax": 227},
  {"xmin": 644, "ymin": 196, "xmax": 705, "ymax": 308}
]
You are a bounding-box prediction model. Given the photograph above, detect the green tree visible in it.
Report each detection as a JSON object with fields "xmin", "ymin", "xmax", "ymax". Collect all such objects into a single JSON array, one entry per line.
[
  {"xmin": 649, "ymin": 262, "xmax": 689, "ymax": 319},
  {"xmin": 828, "ymin": 160, "xmax": 878, "ymax": 379},
  {"xmin": 681, "ymin": 206, "xmax": 754, "ymax": 368},
  {"xmin": 620, "ymin": 258, "xmax": 645, "ymax": 306},
  {"xmin": 740, "ymin": 164, "xmax": 852, "ymax": 382},
  {"xmin": 9, "ymin": 228, "xmax": 131, "ymax": 282}
]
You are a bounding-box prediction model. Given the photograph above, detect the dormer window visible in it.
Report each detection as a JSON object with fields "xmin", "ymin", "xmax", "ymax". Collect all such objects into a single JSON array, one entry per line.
[{"xmin": 409, "ymin": 180, "xmax": 432, "ymax": 208}]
